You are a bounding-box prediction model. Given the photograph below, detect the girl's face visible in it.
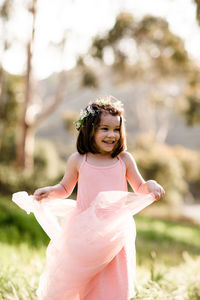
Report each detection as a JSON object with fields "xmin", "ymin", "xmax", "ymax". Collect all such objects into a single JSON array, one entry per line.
[{"xmin": 94, "ymin": 112, "xmax": 121, "ymax": 155}]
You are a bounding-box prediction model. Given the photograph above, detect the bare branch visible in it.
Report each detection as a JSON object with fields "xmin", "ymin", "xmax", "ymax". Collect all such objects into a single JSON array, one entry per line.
[{"xmin": 33, "ymin": 74, "xmax": 66, "ymax": 129}]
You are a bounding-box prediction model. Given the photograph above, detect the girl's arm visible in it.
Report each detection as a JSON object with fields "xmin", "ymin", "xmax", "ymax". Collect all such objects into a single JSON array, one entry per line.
[
  {"xmin": 121, "ymin": 151, "xmax": 165, "ymax": 200},
  {"xmin": 34, "ymin": 152, "xmax": 80, "ymax": 201}
]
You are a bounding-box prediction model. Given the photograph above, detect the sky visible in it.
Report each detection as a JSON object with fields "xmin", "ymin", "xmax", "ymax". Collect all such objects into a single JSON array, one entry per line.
[{"xmin": 1, "ymin": 0, "xmax": 200, "ymax": 79}]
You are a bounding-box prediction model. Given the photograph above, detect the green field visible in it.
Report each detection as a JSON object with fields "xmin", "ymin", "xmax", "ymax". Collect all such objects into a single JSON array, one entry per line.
[{"xmin": 0, "ymin": 195, "xmax": 200, "ymax": 300}]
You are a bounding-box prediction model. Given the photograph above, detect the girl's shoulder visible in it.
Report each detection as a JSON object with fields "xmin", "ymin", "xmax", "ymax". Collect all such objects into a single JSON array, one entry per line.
[
  {"xmin": 119, "ymin": 151, "xmax": 136, "ymax": 168},
  {"xmin": 67, "ymin": 152, "xmax": 84, "ymax": 171}
]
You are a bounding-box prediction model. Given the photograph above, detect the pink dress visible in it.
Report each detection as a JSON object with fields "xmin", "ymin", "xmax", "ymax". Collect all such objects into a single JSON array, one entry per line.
[{"xmin": 12, "ymin": 154, "xmax": 155, "ymax": 300}]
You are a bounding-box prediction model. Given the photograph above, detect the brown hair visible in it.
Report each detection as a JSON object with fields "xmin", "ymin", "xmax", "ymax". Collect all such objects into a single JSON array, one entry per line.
[{"xmin": 76, "ymin": 101, "xmax": 127, "ymax": 158}]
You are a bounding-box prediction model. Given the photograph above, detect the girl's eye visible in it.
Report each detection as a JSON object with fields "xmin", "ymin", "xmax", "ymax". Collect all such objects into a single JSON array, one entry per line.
[
  {"xmin": 115, "ymin": 128, "xmax": 120, "ymax": 131},
  {"xmin": 101, "ymin": 128, "xmax": 108, "ymax": 130}
]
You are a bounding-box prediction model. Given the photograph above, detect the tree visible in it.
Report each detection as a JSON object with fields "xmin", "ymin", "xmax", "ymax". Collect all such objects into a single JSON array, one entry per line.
[
  {"xmin": 0, "ymin": 73, "xmax": 22, "ymax": 163},
  {"xmin": 1, "ymin": 0, "xmax": 97, "ymax": 173},
  {"xmin": 180, "ymin": 70, "xmax": 200, "ymax": 126},
  {"xmin": 83, "ymin": 13, "xmax": 195, "ymax": 141},
  {"xmin": 89, "ymin": 13, "xmax": 189, "ymax": 78},
  {"xmin": 16, "ymin": 0, "xmax": 67, "ymax": 172},
  {"xmin": 194, "ymin": 0, "xmax": 200, "ymax": 25},
  {"xmin": 180, "ymin": 0, "xmax": 200, "ymax": 126}
]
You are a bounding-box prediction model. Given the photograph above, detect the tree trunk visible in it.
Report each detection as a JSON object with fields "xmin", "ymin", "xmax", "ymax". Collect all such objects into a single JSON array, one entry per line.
[
  {"xmin": 16, "ymin": 0, "xmax": 36, "ymax": 171},
  {"xmin": 16, "ymin": 0, "xmax": 67, "ymax": 172},
  {"xmin": 16, "ymin": 41, "xmax": 32, "ymax": 170},
  {"xmin": 24, "ymin": 126, "xmax": 35, "ymax": 170},
  {"xmin": 0, "ymin": 67, "xmax": 6, "ymax": 151}
]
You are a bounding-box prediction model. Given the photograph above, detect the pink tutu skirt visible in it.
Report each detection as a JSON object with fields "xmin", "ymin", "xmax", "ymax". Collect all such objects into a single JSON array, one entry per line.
[{"xmin": 12, "ymin": 191, "xmax": 155, "ymax": 300}]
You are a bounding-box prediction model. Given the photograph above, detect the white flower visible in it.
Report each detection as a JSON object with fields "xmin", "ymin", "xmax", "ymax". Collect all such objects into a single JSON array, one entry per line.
[
  {"xmin": 79, "ymin": 109, "xmax": 84, "ymax": 117},
  {"xmin": 87, "ymin": 105, "xmax": 95, "ymax": 115},
  {"xmin": 92, "ymin": 97, "xmax": 123, "ymax": 110},
  {"xmin": 80, "ymin": 109, "xmax": 88, "ymax": 120}
]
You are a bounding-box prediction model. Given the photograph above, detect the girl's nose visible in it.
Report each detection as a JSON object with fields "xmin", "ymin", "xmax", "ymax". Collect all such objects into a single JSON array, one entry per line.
[{"xmin": 107, "ymin": 130, "xmax": 115, "ymax": 137}]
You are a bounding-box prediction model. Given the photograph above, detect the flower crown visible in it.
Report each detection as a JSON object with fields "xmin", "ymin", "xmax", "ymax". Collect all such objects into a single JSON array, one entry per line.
[{"xmin": 75, "ymin": 97, "xmax": 123, "ymax": 130}]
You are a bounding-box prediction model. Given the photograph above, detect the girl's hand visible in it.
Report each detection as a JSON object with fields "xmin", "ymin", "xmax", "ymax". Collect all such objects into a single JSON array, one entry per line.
[
  {"xmin": 33, "ymin": 186, "xmax": 53, "ymax": 201},
  {"xmin": 146, "ymin": 180, "xmax": 165, "ymax": 201}
]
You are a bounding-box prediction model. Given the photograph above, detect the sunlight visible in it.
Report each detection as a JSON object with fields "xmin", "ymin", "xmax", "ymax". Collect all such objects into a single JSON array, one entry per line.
[
  {"xmin": 1, "ymin": 0, "xmax": 200, "ymax": 79},
  {"xmin": 3, "ymin": 43, "xmax": 26, "ymax": 75}
]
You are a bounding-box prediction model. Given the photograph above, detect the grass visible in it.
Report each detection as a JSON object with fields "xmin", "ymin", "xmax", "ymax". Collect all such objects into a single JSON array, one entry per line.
[
  {"xmin": 134, "ymin": 214, "xmax": 200, "ymax": 300},
  {"xmin": 0, "ymin": 194, "xmax": 49, "ymax": 246},
  {"xmin": 135, "ymin": 214, "xmax": 200, "ymax": 266},
  {"xmin": 0, "ymin": 243, "xmax": 45, "ymax": 300},
  {"xmin": 0, "ymin": 195, "xmax": 200, "ymax": 299}
]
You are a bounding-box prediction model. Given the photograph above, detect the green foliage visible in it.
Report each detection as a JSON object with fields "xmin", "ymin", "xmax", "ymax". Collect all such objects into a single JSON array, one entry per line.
[
  {"xmin": 91, "ymin": 12, "xmax": 135, "ymax": 59},
  {"xmin": 87, "ymin": 11, "xmax": 199, "ymax": 128},
  {"xmin": 184, "ymin": 95, "xmax": 200, "ymax": 125},
  {"xmin": 132, "ymin": 133, "xmax": 200, "ymax": 206},
  {"xmin": 81, "ymin": 67, "xmax": 98, "ymax": 88},
  {"xmin": 34, "ymin": 139, "xmax": 64, "ymax": 180},
  {"xmin": 107, "ymin": 12, "xmax": 135, "ymax": 44},
  {"xmin": 194, "ymin": 0, "xmax": 200, "ymax": 25},
  {"xmin": 180, "ymin": 71, "xmax": 200, "ymax": 126},
  {"xmin": 0, "ymin": 73, "xmax": 22, "ymax": 163},
  {"xmin": 90, "ymin": 13, "xmax": 190, "ymax": 77},
  {"xmin": 136, "ymin": 15, "xmax": 188, "ymax": 62},
  {"xmin": 135, "ymin": 215, "xmax": 200, "ymax": 264},
  {"xmin": 173, "ymin": 145, "xmax": 200, "ymax": 199},
  {"xmin": 0, "ymin": 139, "xmax": 64, "ymax": 194},
  {"xmin": 76, "ymin": 57, "xmax": 99, "ymax": 88},
  {"xmin": 187, "ymin": 281, "xmax": 200, "ymax": 300},
  {"xmin": 0, "ymin": 0, "xmax": 13, "ymax": 20},
  {"xmin": 0, "ymin": 195, "xmax": 49, "ymax": 246},
  {"xmin": 0, "ymin": 76, "xmax": 19, "ymax": 126}
]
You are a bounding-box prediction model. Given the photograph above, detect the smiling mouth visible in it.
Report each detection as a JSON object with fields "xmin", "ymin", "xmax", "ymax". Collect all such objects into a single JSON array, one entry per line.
[{"xmin": 103, "ymin": 140, "xmax": 115, "ymax": 144}]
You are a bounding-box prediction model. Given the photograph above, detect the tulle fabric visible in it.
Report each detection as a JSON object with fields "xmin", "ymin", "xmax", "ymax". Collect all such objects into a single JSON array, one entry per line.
[{"xmin": 12, "ymin": 191, "xmax": 154, "ymax": 300}]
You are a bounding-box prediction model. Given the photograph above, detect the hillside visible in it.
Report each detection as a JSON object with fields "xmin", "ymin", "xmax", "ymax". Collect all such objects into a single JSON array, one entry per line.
[{"xmin": 35, "ymin": 71, "xmax": 200, "ymax": 153}]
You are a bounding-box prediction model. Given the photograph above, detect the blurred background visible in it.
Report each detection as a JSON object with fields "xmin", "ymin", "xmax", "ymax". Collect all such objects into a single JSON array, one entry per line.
[
  {"xmin": 1, "ymin": 0, "xmax": 200, "ymax": 215},
  {"xmin": 0, "ymin": 0, "xmax": 200, "ymax": 299}
]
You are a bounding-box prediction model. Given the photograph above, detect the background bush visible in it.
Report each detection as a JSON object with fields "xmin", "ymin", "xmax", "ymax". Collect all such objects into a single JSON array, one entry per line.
[
  {"xmin": 0, "ymin": 139, "xmax": 65, "ymax": 194},
  {"xmin": 132, "ymin": 133, "xmax": 200, "ymax": 207}
]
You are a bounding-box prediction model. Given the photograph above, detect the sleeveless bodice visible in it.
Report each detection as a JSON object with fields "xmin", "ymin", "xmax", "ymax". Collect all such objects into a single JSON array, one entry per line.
[{"xmin": 77, "ymin": 155, "xmax": 127, "ymax": 211}]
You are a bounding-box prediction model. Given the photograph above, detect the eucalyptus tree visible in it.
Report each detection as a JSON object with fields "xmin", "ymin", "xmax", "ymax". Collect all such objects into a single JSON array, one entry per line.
[
  {"xmin": 184, "ymin": 0, "xmax": 200, "ymax": 126},
  {"xmin": 13, "ymin": 0, "xmax": 67, "ymax": 172},
  {"xmin": 79, "ymin": 13, "xmax": 200, "ymax": 140},
  {"xmin": 194, "ymin": 0, "xmax": 200, "ymax": 25}
]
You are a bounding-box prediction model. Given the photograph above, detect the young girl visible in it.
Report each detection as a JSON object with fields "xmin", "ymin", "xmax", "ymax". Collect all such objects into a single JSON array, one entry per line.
[{"xmin": 13, "ymin": 96, "xmax": 165, "ymax": 300}]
